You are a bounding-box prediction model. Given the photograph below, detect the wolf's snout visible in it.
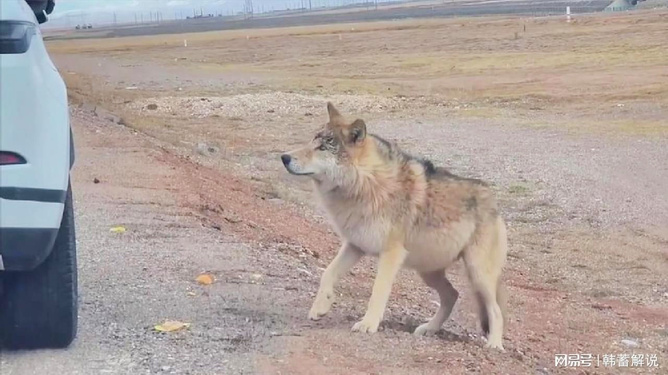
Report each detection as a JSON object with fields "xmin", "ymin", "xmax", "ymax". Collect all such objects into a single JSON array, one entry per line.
[{"xmin": 281, "ymin": 154, "xmax": 292, "ymax": 166}]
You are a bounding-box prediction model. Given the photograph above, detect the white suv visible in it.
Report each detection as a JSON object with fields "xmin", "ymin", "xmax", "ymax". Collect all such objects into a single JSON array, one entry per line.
[{"xmin": 0, "ymin": 0, "xmax": 78, "ymax": 349}]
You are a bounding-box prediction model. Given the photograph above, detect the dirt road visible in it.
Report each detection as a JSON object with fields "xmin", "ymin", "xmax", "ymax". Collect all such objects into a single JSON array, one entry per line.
[{"xmin": 0, "ymin": 108, "xmax": 292, "ymax": 374}]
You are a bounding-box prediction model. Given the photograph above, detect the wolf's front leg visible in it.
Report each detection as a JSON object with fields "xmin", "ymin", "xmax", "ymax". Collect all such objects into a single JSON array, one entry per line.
[
  {"xmin": 309, "ymin": 242, "xmax": 363, "ymax": 320},
  {"xmin": 352, "ymin": 240, "xmax": 407, "ymax": 333}
]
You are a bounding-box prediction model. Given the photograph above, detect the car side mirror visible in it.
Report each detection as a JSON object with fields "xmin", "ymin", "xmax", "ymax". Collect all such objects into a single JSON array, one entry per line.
[{"xmin": 25, "ymin": 0, "xmax": 55, "ymax": 24}]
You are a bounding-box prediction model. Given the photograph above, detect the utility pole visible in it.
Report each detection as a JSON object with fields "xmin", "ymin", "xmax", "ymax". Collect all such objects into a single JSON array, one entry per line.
[{"xmin": 244, "ymin": 0, "xmax": 254, "ymax": 19}]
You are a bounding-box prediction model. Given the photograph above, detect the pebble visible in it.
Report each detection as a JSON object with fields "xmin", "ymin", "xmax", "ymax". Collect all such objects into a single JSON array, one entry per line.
[{"xmin": 621, "ymin": 339, "xmax": 639, "ymax": 348}]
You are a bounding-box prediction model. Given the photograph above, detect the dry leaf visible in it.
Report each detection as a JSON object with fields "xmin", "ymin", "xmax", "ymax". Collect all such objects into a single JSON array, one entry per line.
[
  {"xmin": 154, "ymin": 320, "xmax": 190, "ymax": 332},
  {"xmin": 195, "ymin": 274, "xmax": 214, "ymax": 285},
  {"xmin": 110, "ymin": 226, "xmax": 126, "ymax": 233}
]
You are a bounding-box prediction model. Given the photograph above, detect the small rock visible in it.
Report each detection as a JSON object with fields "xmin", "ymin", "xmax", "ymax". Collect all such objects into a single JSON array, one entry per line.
[
  {"xmin": 93, "ymin": 178, "xmax": 100, "ymax": 184},
  {"xmin": 401, "ymin": 315, "xmax": 420, "ymax": 328},
  {"xmin": 146, "ymin": 103, "xmax": 158, "ymax": 110},
  {"xmin": 621, "ymin": 339, "xmax": 639, "ymax": 348},
  {"xmin": 297, "ymin": 268, "xmax": 312, "ymax": 277},
  {"xmin": 80, "ymin": 102, "xmax": 96, "ymax": 113},
  {"xmin": 224, "ymin": 216, "xmax": 241, "ymax": 224},
  {"xmin": 194, "ymin": 142, "xmax": 218, "ymax": 156},
  {"xmin": 94, "ymin": 106, "xmax": 123, "ymax": 125}
]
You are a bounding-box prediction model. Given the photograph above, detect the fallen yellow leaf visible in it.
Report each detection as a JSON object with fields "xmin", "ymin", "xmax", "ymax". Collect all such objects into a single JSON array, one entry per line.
[
  {"xmin": 154, "ymin": 320, "xmax": 190, "ymax": 332},
  {"xmin": 195, "ymin": 274, "xmax": 214, "ymax": 285},
  {"xmin": 110, "ymin": 226, "xmax": 126, "ymax": 233}
]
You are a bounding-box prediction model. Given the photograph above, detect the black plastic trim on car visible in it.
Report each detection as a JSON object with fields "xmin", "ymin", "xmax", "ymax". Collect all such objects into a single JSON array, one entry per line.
[
  {"xmin": 0, "ymin": 187, "xmax": 66, "ymax": 203},
  {"xmin": 70, "ymin": 128, "xmax": 75, "ymax": 169},
  {"xmin": 0, "ymin": 21, "xmax": 36, "ymax": 54},
  {"xmin": 0, "ymin": 228, "xmax": 59, "ymax": 271}
]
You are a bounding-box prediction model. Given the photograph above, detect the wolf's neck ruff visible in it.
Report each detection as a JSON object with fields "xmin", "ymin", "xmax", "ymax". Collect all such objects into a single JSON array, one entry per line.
[{"xmin": 318, "ymin": 135, "xmax": 423, "ymax": 213}]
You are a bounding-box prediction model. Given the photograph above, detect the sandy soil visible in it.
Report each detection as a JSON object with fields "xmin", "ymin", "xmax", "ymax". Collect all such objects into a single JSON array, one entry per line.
[{"xmin": 3, "ymin": 10, "xmax": 666, "ymax": 375}]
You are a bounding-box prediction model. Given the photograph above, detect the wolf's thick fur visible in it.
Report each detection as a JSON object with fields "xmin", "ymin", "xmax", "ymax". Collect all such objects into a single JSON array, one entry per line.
[{"xmin": 280, "ymin": 103, "xmax": 508, "ymax": 350}]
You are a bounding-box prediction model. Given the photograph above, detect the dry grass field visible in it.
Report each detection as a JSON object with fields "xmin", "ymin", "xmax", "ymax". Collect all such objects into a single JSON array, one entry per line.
[{"xmin": 46, "ymin": 9, "xmax": 667, "ymax": 374}]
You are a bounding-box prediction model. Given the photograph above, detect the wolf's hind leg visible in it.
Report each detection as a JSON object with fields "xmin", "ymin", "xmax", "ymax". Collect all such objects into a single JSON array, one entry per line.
[{"xmin": 414, "ymin": 270, "xmax": 459, "ymax": 336}]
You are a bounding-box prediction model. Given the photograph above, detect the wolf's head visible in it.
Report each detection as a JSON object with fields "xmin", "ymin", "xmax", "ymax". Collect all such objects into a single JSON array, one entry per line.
[{"xmin": 280, "ymin": 102, "xmax": 367, "ymax": 186}]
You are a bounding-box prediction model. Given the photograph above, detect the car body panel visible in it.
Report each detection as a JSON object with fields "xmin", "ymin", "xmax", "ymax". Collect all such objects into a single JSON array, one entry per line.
[{"xmin": 0, "ymin": 0, "xmax": 73, "ymax": 270}]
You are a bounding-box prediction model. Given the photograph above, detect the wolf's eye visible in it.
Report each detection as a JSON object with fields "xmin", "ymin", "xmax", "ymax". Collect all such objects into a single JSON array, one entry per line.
[{"xmin": 318, "ymin": 137, "xmax": 335, "ymax": 151}]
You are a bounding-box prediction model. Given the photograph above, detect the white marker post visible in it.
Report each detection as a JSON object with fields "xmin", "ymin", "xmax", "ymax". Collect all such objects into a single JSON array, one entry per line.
[
  {"xmin": 184, "ymin": 39, "xmax": 188, "ymax": 47},
  {"xmin": 566, "ymin": 6, "xmax": 571, "ymax": 23}
]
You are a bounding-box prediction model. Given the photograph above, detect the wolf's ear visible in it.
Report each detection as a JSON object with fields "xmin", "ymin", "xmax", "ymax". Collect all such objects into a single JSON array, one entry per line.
[
  {"xmin": 348, "ymin": 119, "xmax": 367, "ymax": 144},
  {"xmin": 327, "ymin": 102, "xmax": 342, "ymax": 121}
]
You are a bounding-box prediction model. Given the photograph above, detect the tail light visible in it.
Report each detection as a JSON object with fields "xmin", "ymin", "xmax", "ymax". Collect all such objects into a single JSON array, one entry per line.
[
  {"xmin": 0, "ymin": 21, "xmax": 36, "ymax": 55},
  {"xmin": 0, "ymin": 152, "xmax": 26, "ymax": 165}
]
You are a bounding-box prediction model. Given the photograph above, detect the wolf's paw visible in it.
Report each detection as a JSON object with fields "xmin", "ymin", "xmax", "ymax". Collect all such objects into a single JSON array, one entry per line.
[
  {"xmin": 351, "ymin": 318, "xmax": 380, "ymax": 333},
  {"xmin": 484, "ymin": 339, "xmax": 505, "ymax": 351},
  {"xmin": 413, "ymin": 322, "xmax": 439, "ymax": 337},
  {"xmin": 308, "ymin": 292, "xmax": 334, "ymax": 320}
]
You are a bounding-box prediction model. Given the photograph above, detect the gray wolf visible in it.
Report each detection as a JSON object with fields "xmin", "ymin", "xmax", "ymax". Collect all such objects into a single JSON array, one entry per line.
[{"xmin": 280, "ymin": 103, "xmax": 508, "ymax": 350}]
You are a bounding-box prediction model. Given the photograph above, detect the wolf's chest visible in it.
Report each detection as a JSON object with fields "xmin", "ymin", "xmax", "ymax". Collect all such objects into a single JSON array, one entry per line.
[{"xmin": 329, "ymin": 211, "xmax": 388, "ymax": 255}]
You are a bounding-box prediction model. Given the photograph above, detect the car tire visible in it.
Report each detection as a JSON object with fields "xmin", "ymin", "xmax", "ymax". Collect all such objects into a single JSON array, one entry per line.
[{"xmin": 0, "ymin": 180, "xmax": 78, "ymax": 349}]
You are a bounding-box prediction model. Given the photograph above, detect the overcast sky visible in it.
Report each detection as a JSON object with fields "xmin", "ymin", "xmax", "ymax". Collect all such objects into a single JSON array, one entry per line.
[{"xmin": 44, "ymin": 0, "xmax": 360, "ymax": 28}]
